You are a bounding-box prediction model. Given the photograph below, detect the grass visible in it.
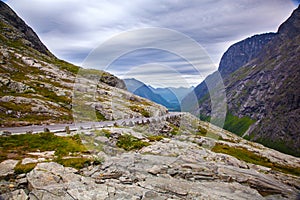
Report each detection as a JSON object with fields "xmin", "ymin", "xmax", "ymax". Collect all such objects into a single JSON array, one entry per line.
[
  {"xmin": 129, "ymin": 105, "xmax": 150, "ymax": 117},
  {"xmin": 169, "ymin": 124, "xmax": 180, "ymax": 135},
  {"xmin": 93, "ymin": 129, "xmax": 111, "ymax": 138},
  {"xmin": 147, "ymin": 135, "xmax": 164, "ymax": 142},
  {"xmin": 255, "ymin": 137, "xmax": 300, "ymax": 157},
  {"xmin": 55, "ymin": 157, "xmax": 92, "ymax": 170},
  {"xmin": 197, "ymin": 125, "xmax": 208, "ymax": 136},
  {"xmin": 73, "ymin": 103, "xmax": 108, "ymax": 122},
  {"xmin": 96, "ymin": 111, "xmax": 107, "ymax": 121},
  {"xmin": 199, "ymin": 114, "xmax": 211, "ymax": 122},
  {"xmin": 212, "ymin": 143, "xmax": 300, "ymax": 176},
  {"xmin": 116, "ymin": 134, "xmax": 150, "ymax": 151},
  {"xmin": 199, "ymin": 113, "xmax": 255, "ymax": 137},
  {"xmin": 14, "ymin": 162, "xmax": 37, "ymax": 174},
  {"xmin": 50, "ymin": 58, "xmax": 79, "ymax": 74},
  {"xmin": 0, "ymin": 132, "xmax": 87, "ymax": 162},
  {"xmin": 223, "ymin": 113, "xmax": 255, "ymax": 136}
]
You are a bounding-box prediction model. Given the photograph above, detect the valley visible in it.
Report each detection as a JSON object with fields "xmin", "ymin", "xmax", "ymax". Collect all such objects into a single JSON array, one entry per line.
[{"xmin": 0, "ymin": 1, "xmax": 299, "ymax": 200}]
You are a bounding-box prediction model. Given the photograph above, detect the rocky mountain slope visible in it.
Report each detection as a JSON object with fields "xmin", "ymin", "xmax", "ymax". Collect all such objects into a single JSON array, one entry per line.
[
  {"xmin": 183, "ymin": 5, "xmax": 300, "ymax": 156},
  {"xmin": 0, "ymin": 1, "xmax": 167, "ymax": 127},
  {"xmin": 0, "ymin": 113, "xmax": 299, "ymax": 199},
  {"xmin": 184, "ymin": 33, "xmax": 275, "ymax": 105}
]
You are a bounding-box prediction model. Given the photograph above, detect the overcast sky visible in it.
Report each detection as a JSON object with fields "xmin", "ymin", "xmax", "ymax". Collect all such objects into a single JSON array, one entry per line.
[{"xmin": 5, "ymin": 0, "xmax": 299, "ymax": 87}]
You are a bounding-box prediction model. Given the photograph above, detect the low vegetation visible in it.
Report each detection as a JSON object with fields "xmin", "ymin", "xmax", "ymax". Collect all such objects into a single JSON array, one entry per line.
[
  {"xmin": 55, "ymin": 157, "xmax": 92, "ymax": 170},
  {"xmin": 169, "ymin": 124, "xmax": 179, "ymax": 135},
  {"xmin": 116, "ymin": 134, "xmax": 150, "ymax": 151},
  {"xmin": 147, "ymin": 135, "xmax": 164, "ymax": 142},
  {"xmin": 129, "ymin": 105, "xmax": 150, "ymax": 117},
  {"xmin": 254, "ymin": 137, "xmax": 299, "ymax": 157},
  {"xmin": 197, "ymin": 125, "xmax": 208, "ymax": 136},
  {"xmin": 14, "ymin": 162, "xmax": 37, "ymax": 174},
  {"xmin": 0, "ymin": 132, "xmax": 87, "ymax": 162},
  {"xmin": 212, "ymin": 143, "xmax": 300, "ymax": 176},
  {"xmin": 223, "ymin": 113, "xmax": 255, "ymax": 136},
  {"xmin": 199, "ymin": 113, "xmax": 255, "ymax": 137}
]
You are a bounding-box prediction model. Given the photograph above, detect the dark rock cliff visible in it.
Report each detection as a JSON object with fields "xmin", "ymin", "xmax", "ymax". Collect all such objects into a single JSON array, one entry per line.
[
  {"xmin": 184, "ymin": 5, "xmax": 300, "ymax": 156},
  {"xmin": 0, "ymin": 1, "xmax": 51, "ymax": 56}
]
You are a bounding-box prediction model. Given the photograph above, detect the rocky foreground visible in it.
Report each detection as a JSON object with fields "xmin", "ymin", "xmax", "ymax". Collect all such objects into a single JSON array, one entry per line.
[{"xmin": 0, "ymin": 113, "xmax": 299, "ymax": 200}]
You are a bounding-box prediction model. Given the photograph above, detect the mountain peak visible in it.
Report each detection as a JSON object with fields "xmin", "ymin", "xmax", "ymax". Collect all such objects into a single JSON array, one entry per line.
[
  {"xmin": 277, "ymin": 4, "xmax": 300, "ymax": 38},
  {"xmin": 0, "ymin": 1, "xmax": 51, "ymax": 56}
]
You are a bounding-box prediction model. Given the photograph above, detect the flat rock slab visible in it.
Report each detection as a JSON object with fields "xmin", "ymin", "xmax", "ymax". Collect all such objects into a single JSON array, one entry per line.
[
  {"xmin": 0, "ymin": 189, "xmax": 28, "ymax": 200},
  {"xmin": 21, "ymin": 158, "xmax": 38, "ymax": 165},
  {"xmin": 0, "ymin": 159, "xmax": 19, "ymax": 177}
]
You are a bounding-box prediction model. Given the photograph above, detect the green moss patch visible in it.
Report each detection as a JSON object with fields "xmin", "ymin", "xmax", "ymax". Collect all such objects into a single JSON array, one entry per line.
[
  {"xmin": 197, "ymin": 125, "xmax": 208, "ymax": 136},
  {"xmin": 116, "ymin": 134, "xmax": 150, "ymax": 151},
  {"xmin": 14, "ymin": 162, "xmax": 37, "ymax": 174},
  {"xmin": 147, "ymin": 135, "xmax": 164, "ymax": 142},
  {"xmin": 55, "ymin": 157, "xmax": 92, "ymax": 170}
]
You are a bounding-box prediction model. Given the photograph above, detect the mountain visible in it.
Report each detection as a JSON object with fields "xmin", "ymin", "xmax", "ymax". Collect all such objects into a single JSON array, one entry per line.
[
  {"xmin": 184, "ymin": 33, "xmax": 276, "ymax": 108},
  {"xmin": 0, "ymin": 2, "xmax": 51, "ymax": 56},
  {"xmin": 148, "ymin": 86, "xmax": 180, "ymax": 111},
  {"xmin": 218, "ymin": 33, "xmax": 276, "ymax": 78},
  {"xmin": 150, "ymin": 86, "xmax": 194, "ymax": 102},
  {"xmin": 183, "ymin": 5, "xmax": 300, "ymax": 156},
  {"xmin": 0, "ymin": 3, "xmax": 300, "ymax": 200},
  {"xmin": 0, "ymin": 1, "xmax": 167, "ymax": 127},
  {"xmin": 124, "ymin": 79, "xmax": 193, "ymax": 111},
  {"xmin": 148, "ymin": 86, "xmax": 194, "ymax": 111},
  {"xmin": 123, "ymin": 78, "xmax": 175, "ymax": 110},
  {"xmin": 168, "ymin": 86, "xmax": 194, "ymax": 101}
]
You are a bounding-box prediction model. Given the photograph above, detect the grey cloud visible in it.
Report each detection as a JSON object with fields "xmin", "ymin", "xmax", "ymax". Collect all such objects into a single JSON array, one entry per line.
[{"xmin": 6, "ymin": 0, "xmax": 297, "ymax": 87}]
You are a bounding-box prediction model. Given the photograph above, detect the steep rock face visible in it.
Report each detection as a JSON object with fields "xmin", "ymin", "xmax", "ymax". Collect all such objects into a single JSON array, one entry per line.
[
  {"xmin": 0, "ymin": 1, "xmax": 51, "ymax": 56},
  {"xmin": 184, "ymin": 33, "xmax": 276, "ymax": 113},
  {"xmin": 184, "ymin": 5, "xmax": 300, "ymax": 156},
  {"xmin": 219, "ymin": 33, "xmax": 276, "ymax": 78},
  {"xmin": 0, "ymin": 2, "xmax": 167, "ymax": 126},
  {"xmin": 225, "ymin": 5, "xmax": 300, "ymax": 156}
]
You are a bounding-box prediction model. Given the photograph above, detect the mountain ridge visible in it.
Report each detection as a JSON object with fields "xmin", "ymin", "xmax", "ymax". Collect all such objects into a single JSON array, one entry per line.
[
  {"xmin": 0, "ymin": 1, "xmax": 167, "ymax": 127},
  {"xmin": 183, "ymin": 5, "xmax": 300, "ymax": 156},
  {"xmin": 0, "ymin": 1, "xmax": 51, "ymax": 56}
]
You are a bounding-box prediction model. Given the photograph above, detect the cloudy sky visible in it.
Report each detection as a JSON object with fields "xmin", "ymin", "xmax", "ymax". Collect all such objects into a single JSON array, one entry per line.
[{"xmin": 5, "ymin": 0, "xmax": 299, "ymax": 87}]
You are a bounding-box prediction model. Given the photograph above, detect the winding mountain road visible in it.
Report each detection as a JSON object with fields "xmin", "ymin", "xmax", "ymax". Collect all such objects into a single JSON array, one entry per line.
[{"xmin": 0, "ymin": 112, "xmax": 183, "ymax": 135}]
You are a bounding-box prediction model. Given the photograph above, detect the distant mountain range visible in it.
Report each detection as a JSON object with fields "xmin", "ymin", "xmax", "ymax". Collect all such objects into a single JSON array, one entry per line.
[
  {"xmin": 183, "ymin": 5, "xmax": 300, "ymax": 156},
  {"xmin": 124, "ymin": 78, "xmax": 193, "ymax": 111}
]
